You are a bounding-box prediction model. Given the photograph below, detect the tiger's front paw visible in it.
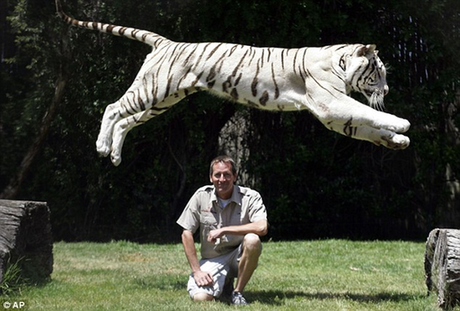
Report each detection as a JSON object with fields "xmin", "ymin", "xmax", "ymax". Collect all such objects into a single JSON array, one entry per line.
[
  {"xmin": 387, "ymin": 118, "xmax": 410, "ymax": 133},
  {"xmin": 397, "ymin": 119, "xmax": 410, "ymax": 133},
  {"xmin": 381, "ymin": 133, "xmax": 410, "ymax": 150}
]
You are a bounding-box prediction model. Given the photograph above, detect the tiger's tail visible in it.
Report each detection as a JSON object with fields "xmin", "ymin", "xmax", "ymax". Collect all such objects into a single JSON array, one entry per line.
[{"xmin": 55, "ymin": 0, "xmax": 167, "ymax": 48}]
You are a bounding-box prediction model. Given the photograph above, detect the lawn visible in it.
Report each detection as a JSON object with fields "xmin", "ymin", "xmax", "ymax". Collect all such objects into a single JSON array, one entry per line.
[{"xmin": 1, "ymin": 240, "xmax": 441, "ymax": 310}]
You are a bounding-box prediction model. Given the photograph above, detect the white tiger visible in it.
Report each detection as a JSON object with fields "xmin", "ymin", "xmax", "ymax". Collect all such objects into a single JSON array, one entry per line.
[{"xmin": 56, "ymin": 1, "xmax": 410, "ymax": 166}]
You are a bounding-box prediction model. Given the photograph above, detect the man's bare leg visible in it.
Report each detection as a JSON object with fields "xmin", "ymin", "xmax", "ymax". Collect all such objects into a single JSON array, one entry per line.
[
  {"xmin": 193, "ymin": 292, "xmax": 214, "ymax": 301},
  {"xmin": 234, "ymin": 233, "xmax": 262, "ymax": 293}
]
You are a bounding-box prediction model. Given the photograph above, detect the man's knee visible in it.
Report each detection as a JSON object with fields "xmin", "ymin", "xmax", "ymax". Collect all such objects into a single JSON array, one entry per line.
[
  {"xmin": 193, "ymin": 292, "xmax": 214, "ymax": 301},
  {"xmin": 243, "ymin": 233, "xmax": 262, "ymax": 253}
]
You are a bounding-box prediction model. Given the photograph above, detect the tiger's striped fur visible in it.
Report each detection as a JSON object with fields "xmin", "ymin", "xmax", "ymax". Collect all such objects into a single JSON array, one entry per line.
[{"xmin": 56, "ymin": 1, "xmax": 410, "ymax": 166}]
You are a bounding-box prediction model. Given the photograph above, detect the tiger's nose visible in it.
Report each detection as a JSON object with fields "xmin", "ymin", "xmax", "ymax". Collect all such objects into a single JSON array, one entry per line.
[{"xmin": 384, "ymin": 85, "xmax": 389, "ymax": 96}]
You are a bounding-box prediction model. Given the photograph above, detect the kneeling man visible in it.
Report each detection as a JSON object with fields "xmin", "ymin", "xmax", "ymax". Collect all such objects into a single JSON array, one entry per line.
[{"xmin": 177, "ymin": 155, "xmax": 268, "ymax": 305}]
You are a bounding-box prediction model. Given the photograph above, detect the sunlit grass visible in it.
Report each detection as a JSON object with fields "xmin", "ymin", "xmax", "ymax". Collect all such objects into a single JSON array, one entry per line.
[{"xmin": 3, "ymin": 240, "xmax": 440, "ymax": 310}]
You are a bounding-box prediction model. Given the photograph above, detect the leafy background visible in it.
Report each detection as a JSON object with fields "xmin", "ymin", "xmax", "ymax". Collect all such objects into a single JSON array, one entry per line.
[{"xmin": 1, "ymin": 0, "xmax": 459, "ymax": 242}]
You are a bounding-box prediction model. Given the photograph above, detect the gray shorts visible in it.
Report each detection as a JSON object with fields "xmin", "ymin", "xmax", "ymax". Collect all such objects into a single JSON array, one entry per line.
[{"xmin": 187, "ymin": 245, "xmax": 242, "ymax": 299}]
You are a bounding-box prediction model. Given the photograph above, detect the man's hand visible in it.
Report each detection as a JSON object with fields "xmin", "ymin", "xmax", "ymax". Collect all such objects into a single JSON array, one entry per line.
[
  {"xmin": 193, "ymin": 270, "xmax": 214, "ymax": 287},
  {"xmin": 207, "ymin": 220, "xmax": 268, "ymax": 245},
  {"xmin": 207, "ymin": 228, "xmax": 225, "ymax": 244},
  {"xmin": 182, "ymin": 230, "xmax": 214, "ymax": 286}
]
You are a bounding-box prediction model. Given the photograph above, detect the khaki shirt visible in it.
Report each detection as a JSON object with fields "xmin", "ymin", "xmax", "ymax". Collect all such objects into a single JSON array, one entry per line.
[{"xmin": 177, "ymin": 185, "xmax": 267, "ymax": 259}]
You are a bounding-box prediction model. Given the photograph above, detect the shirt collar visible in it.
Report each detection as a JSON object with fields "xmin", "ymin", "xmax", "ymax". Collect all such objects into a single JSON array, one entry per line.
[{"xmin": 211, "ymin": 185, "xmax": 242, "ymax": 206}]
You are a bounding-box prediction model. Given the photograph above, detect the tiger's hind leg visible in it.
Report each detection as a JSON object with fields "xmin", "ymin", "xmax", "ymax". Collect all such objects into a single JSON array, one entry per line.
[
  {"xmin": 96, "ymin": 73, "xmax": 161, "ymax": 158},
  {"xmin": 109, "ymin": 89, "xmax": 198, "ymax": 165},
  {"xmin": 109, "ymin": 109, "xmax": 155, "ymax": 166},
  {"xmin": 96, "ymin": 101, "xmax": 122, "ymax": 157},
  {"xmin": 96, "ymin": 84, "xmax": 169, "ymax": 159}
]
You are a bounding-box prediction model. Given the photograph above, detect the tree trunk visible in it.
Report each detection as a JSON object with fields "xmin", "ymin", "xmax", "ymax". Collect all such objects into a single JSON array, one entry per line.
[
  {"xmin": 0, "ymin": 200, "xmax": 53, "ymax": 285},
  {"xmin": 0, "ymin": 21, "xmax": 70, "ymax": 200},
  {"xmin": 425, "ymin": 228, "xmax": 460, "ymax": 309},
  {"xmin": 0, "ymin": 76, "xmax": 67, "ymax": 199}
]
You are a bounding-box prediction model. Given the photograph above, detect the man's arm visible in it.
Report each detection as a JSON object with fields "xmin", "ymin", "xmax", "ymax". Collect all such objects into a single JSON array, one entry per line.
[
  {"xmin": 181, "ymin": 229, "xmax": 213, "ymax": 287},
  {"xmin": 207, "ymin": 219, "xmax": 268, "ymax": 244}
]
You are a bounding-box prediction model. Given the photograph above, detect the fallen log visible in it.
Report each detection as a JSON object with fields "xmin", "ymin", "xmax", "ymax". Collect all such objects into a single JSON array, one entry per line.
[
  {"xmin": 425, "ymin": 228, "xmax": 460, "ymax": 309},
  {"xmin": 0, "ymin": 200, "xmax": 53, "ymax": 286}
]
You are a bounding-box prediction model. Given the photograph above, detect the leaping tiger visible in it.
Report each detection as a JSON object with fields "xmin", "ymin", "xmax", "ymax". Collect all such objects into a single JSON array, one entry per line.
[{"xmin": 56, "ymin": 0, "xmax": 410, "ymax": 166}]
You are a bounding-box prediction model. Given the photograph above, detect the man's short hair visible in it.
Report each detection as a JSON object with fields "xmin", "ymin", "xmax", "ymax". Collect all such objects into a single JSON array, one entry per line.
[{"xmin": 209, "ymin": 155, "xmax": 237, "ymax": 176}]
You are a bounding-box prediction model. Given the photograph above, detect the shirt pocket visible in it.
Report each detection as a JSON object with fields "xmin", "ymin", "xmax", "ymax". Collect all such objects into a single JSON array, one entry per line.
[
  {"xmin": 229, "ymin": 210, "xmax": 242, "ymax": 226},
  {"xmin": 201, "ymin": 209, "xmax": 218, "ymax": 237}
]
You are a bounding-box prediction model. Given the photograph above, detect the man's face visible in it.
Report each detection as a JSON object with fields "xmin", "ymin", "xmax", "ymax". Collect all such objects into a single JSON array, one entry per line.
[{"xmin": 209, "ymin": 161, "xmax": 237, "ymax": 200}]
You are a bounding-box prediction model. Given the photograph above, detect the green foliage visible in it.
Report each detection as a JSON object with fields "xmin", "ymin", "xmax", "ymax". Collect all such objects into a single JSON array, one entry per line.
[
  {"xmin": 0, "ymin": 258, "xmax": 26, "ymax": 296},
  {"xmin": 0, "ymin": 0, "xmax": 459, "ymax": 241}
]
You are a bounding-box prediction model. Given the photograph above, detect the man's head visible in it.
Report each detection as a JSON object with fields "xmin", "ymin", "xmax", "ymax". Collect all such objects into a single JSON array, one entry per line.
[{"xmin": 209, "ymin": 156, "xmax": 238, "ymax": 200}]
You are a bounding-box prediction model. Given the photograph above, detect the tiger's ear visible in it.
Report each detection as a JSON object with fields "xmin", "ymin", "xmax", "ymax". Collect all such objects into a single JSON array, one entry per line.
[{"xmin": 358, "ymin": 44, "xmax": 377, "ymax": 56}]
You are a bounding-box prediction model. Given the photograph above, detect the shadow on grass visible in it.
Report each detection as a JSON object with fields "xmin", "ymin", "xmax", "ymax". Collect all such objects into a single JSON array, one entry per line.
[{"xmin": 247, "ymin": 290, "xmax": 425, "ymax": 306}]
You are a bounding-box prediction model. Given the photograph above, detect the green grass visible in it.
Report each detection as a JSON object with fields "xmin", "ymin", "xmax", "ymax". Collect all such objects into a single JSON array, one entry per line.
[
  {"xmin": 1, "ymin": 240, "xmax": 442, "ymax": 310},
  {"xmin": 0, "ymin": 257, "xmax": 25, "ymax": 296}
]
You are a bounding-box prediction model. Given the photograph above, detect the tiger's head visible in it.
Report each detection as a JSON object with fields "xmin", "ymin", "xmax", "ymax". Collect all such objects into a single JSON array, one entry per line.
[{"xmin": 345, "ymin": 44, "xmax": 388, "ymax": 111}]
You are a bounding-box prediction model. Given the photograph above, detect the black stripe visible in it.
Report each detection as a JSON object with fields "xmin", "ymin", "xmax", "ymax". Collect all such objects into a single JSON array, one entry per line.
[
  {"xmin": 281, "ymin": 49, "xmax": 285, "ymax": 70},
  {"xmin": 355, "ymin": 61, "xmax": 373, "ymax": 87},
  {"xmin": 206, "ymin": 43, "xmax": 224, "ymax": 60},
  {"xmin": 234, "ymin": 72, "xmax": 242, "ymax": 86},
  {"xmin": 343, "ymin": 118, "xmax": 353, "ymax": 137},
  {"xmin": 164, "ymin": 76, "xmax": 173, "ymax": 99},
  {"xmin": 206, "ymin": 66, "xmax": 216, "ymax": 82},
  {"xmin": 230, "ymin": 88, "xmax": 239, "ymax": 100},
  {"xmin": 191, "ymin": 71, "xmax": 204, "ymax": 87},
  {"xmin": 228, "ymin": 45, "xmax": 239, "ymax": 56},
  {"xmin": 251, "ymin": 63, "xmax": 260, "ymax": 97},
  {"xmin": 177, "ymin": 66, "xmax": 193, "ymax": 89},
  {"xmin": 183, "ymin": 44, "xmax": 198, "ymax": 66},
  {"xmin": 301, "ymin": 49, "xmax": 308, "ymax": 81},
  {"xmin": 150, "ymin": 106, "xmax": 170, "ymax": 113},
  {"xmin": 259, "ymin": 90, "xmax": 269, "ymax": 106},
  {"xmin": 292, "ymin": 49, "xmax": 301, "ymax": 74},
  {"xmin": 266, "ymin": 48, "xmax": 272, "ymax": 62},
  {"xmin": 271, "ymin": 64, "xmax": 280, "ymax": 99},
  {"xmin": 306, "ymin": 69, "xmax": 337, "ymax": 98},
  {"xmin": 222, "ymin": 78, "xmax": 231, "ymax": 93},
  {"xmin": 232, "ymin": 50, "xmax": 249, "ymax": 77},
  {"xmin": 194, "ymin": 43, "xmax": 212, "ymax": 68},
  {"xmin": 248, "ymin": 47, "xmax": 257, "ymax": 66},
  {"xmin": 125, "ymin": 92, "xmax": 137, "ymax": 114},
  {"xmin": 118, "ymin": 27, "xmax": 127, "ymax": 35}
]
